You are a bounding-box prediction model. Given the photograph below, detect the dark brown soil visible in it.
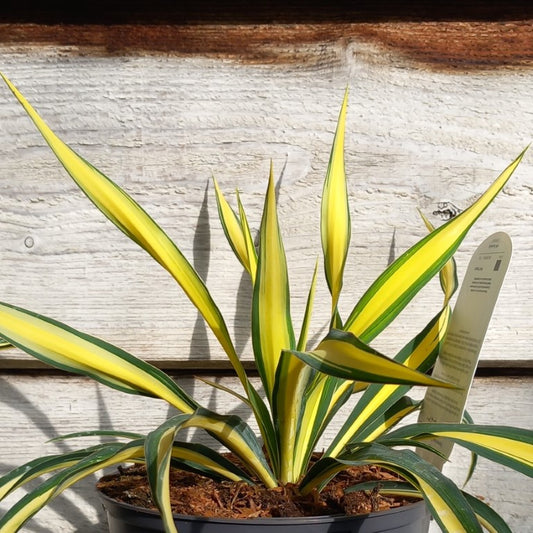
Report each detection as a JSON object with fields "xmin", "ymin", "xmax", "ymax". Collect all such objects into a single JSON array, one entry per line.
[{"xmin": 97, "ymin": 462, "xmax": 419, "ymax": 519}]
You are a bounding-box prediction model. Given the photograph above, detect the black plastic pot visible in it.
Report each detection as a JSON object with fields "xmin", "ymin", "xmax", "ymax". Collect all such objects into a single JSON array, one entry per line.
[{"xmin": 98, "ymin": 491, "xmax": 431, "ymax": 533}]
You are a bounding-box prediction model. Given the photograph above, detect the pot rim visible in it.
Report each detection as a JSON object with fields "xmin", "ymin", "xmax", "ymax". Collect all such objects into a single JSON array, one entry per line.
[{"xmin": 97, "ymin": 488, "xmax": 427, "ymax": 525}]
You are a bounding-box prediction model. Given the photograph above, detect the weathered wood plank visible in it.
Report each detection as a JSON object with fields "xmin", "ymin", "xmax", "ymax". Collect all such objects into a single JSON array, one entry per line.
[
  {"xmin": 0, "ymin": 375, "xmax": 531, "ymax": 531},
  {"xmin": 0, "ymin": 21, "xmax": 531, "ymax": 70},
  {"xmin": 0, "ymin": 37, "xmax": 531, "ymax": 370}
]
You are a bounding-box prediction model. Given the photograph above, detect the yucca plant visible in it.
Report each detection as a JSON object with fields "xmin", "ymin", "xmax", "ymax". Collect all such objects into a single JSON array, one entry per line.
[{"xmin": 0, "ymin": 73, "xmax": 531, "ymax": 533}]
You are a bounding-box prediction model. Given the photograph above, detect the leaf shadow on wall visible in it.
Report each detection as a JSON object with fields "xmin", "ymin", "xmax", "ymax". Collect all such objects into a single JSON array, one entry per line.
[{"xmin": 0, "ymin": 376, "xmax": 106, "ymax": 532}]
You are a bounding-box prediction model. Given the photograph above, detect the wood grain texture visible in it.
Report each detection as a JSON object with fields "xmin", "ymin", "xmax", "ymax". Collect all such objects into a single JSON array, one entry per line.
[
  {"xmin": 0, "ymin": 46, "xmax": 531, "ymax": 369},
  {"xmin": 0, "ymin": 21, "xmax": 532, "ymax": 71},
  {"xmin": 0, "ymin": 375, "xmax": 531, "ymax": 532}
]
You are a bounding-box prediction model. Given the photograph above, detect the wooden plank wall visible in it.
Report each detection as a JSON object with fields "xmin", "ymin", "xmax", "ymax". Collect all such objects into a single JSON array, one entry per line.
[{"xmin": 0, "ymin": 4, "xmax": 531, "ymax": 531}]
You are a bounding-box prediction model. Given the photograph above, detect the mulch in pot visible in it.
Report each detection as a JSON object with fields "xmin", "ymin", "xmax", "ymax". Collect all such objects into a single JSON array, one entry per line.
[{"xmin": 97, "ymin": 461, "xmax": 419, "ymax": 519}]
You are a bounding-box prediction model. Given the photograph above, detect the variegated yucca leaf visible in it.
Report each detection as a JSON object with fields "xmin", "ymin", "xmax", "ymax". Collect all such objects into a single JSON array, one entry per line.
[
  {"xmin": 0, "ymin": 301, "xmax": 198, "ymax": 413},
  {"xmin": 156, "ymin": 408, "xmax": 276, "ymax": 488},
  {"xmin": 345, "ymin": 479, "xmax": 421, "ymax": 497},
  {"xmin": 194, "ymin": 376, "xmax": 252, "ymax": 408},
  {"xmin": 145, "ymin": 414, "xmax": 256, "ymax": 533},
  {"xmin": 348, "ymin": 396, "xmax": 421, "ymax": 444},
  {"xmin": 237, "ymin": 189, "xmax": 258, "ymax": 282},
  {"xmin": 344, "ymin": 148, "xmax": 527, "ymax": 343},
  {"xmin": 461, "ymin": 410, "xmax": 478, "ymax": 488},
  {"xmin": 274, "ymin": 262, "xmax": 319, "ymax": 481},
  {"xmin": 0, "ymin": 336, "xmax": 10, "ymax": 348},
  {"xmin": 337, "ymin": 238, "xmax": 457, "ymax": 401},
  {"xmin": 290, "ymin": 328, "xmax": 454, "ymax": 388},
  {"xmin": 252, "ymin": 163, "xmax": 295, "ymax": 400},
  {"xmin": 272, "ymin": 351, "xmax": 312, "ymax": 482},
  {"xmin": 0, "ymin": 440, "xmax": 146, "ymax": 533},
  {"xmin": 291, "ymin": 309, "xmax": 450, "ymax": 468},
  {"xmin": 461, "ymin": 491, "xmax": 513, "ymax": 533},
  {"xmin": 48, "ymin": 429, "xmax": 143, "ymax": 442},
  {"xmin": 0, "ymin": 446, "xmax": 108, "ymax": 501},
  {"xmin": 144, "ymin": 417, "xmax": 179, "ymax": 533},
  {"xmin": 297, "ymin": 260, "xmax": 319, "ymax": 351},
  {"xmin": 383, "ymin": 423, "xmax": 533, "ymax": 476},
  {"xmin": 50, "ymin": 431, "xmax": 251, "ymax": 481},
  {"xmin": 321, "ymin": 89, "xmax": 350, "ymax": 316},
  {"xmin": 243, "ymin": 380, "xmax": 280, "ymax": 477},
  {"xmin": 345, "ymin": 481, "xmax": 512, "ymax": 533},
  {"xmin": 300, "ymin": 444, "xmax": 482, "ymax": 532},
  {"xmin": 1, "ymin": 73, "xmax": 248, "ymax": 389},
  {"xmin": 213, "ymin": 178, "xmax": 253, "ymax": 276},
  {"xmin": 419, "ymin": 209, "xmax": 459, "ymax": 305},
  {"xmin": 326, "ymin": 307, "xmax": 450, "ymax": 457},
  {"xmin": 292, "ymin": 375, "xmax": 350, "ymax": 479},
  {"xmin": 169, "ymin": 441, "xmax": 253, "ymax": 483}
]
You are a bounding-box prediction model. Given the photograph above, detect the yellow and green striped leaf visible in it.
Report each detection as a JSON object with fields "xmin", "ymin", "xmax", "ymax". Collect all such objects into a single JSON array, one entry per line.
[
  {"xmin": 297, "ymin": 260, "xmax": 319, "ymax": 351},
  {"xmin": 352, "ymin": 397, "xmax": 421, "ymax": 443},
  {"xmin": 292, "ymin": 308, "xmax": 450, "ymax": 469},
  {"xmin": 345, "ymin": 480, "xmax": 421, "ymax": 498},
  {"xmin": 344, "ymin": 480, "xmax": 511, "ymax": 532},
  {"xmin": 300, "ymin": 444, "xmax": 482, "ymax": 532},
  {"xmin": 291, "ymin": 375, "xmax": 348, "ymax": 479},
  {"xmin": 170, "ymin": 441, "xmax": 253, "ymax": 483},
  {"xmin": 384, "ymin": 423, "xmax": 533, "ymax": 476},
  {"xmin": 321, "ymin": 89, "xmax": 350, "ymax": 315},
  {"xmin": 1, "ymin": 73, "xmax": 247, "ymax": 388},
  {"xmin": 326, "ymin": 307, "xmax": 450, "ymax": 457},
  {"xmin": 289, "ymin": 328, "xmax": 454, "ymax": 388},
  {"xmin": 145, "ymin": 415, "xmax": 256, "ymax": 533},
  {"xmin": 0, "ymin": 440, "xmax": 145, "ymax": 533},
  {"xmin": 49, "ymin": 429, "xmax": 143, "ymax": 442},
  {"xmin": 145, "ymin": 414, "xmax": 189, "ymax": 533},
  {"xmin": 461, "ymin": 491, "xmax": 513, "ymax": 533},
  {"xmin": 244, "ymin": 381, "xmax": 280, "ymax": 476},
  {"xmin": 171, "ymin": 408, "xmax": 276, "ymax": 488},
  {"xmin": 419, "ymin": 209, "xmax": 458, "ymax": 305},
  {"xmin": 237, "ymin": 190, "xmax": 258, "ymax": 282},
  {"xmin": 0, "ymin": 301, "xmax": 198, "ymax": 413},
  {"xmin": 272, "ymin": 351, "xmax": 313, "ymax": 482},
  {"xmin": 0, "ymin": 336, "xmax": 10, "ymax": 348},
  {"xmin": 194, "ymin": 376, "xmax": 252, "ymax": 408},
  {"xmin": 213, "ymin": 178, "xmax": 253, "ymax": 276},
  {"xmin": 344, "ymin": 149, "xmax": 527, "ymax": 342},
  {"xmin": 0, "ymin": 447, "xmax": 107, "ymax": 501},
  {"xmin": 252, "ymin": 163, "xmax": 295, "ymax": 400}
]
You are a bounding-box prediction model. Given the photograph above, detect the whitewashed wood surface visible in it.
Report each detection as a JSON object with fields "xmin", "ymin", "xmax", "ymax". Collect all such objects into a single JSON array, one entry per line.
[
  {"xmin": 0, "ymin": 43, "xmax": 531, "ymax": 369},
  {"xmin": 0, "ymin": 375, "xmax": 531, "ymax": 532}
]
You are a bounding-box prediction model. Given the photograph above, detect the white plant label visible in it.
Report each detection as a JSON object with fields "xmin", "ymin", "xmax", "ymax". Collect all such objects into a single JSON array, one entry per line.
[{"xmin": 417, "ymin": 232, "xmax": 512, "ymax": 470}]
